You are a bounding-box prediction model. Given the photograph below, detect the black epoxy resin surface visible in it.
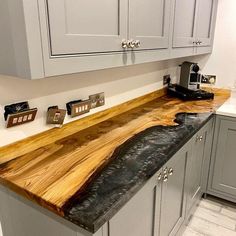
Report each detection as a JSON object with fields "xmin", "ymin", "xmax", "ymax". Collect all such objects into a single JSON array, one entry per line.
[{"xmin": 64, "ymin": 112, "xmax": 213, "ymax": 232}]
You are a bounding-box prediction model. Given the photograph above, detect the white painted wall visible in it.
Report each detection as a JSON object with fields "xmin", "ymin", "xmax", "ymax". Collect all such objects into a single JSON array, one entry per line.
[
  {"xmin": 0, "ymin": 58, "xmax": 191, "ymax": 147},
  {"xmin": 197, "ymin": 0, "xmax": 236, "ymax": 88}
]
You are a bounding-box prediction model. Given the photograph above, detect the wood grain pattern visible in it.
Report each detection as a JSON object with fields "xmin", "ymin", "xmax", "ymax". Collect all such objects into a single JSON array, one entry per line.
[{"xmin": 0, "ymin": 87, "xmax": 231, "ymax": 216}]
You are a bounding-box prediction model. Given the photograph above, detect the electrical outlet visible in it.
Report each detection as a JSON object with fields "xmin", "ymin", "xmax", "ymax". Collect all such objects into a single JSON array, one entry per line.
[
  {"xmin": 47, "ymin": 106, "xmax": 66, "ymax": 125},
  {"xmin": 201, "ymin": 75, "xmax": 216, "ymax": 85},
  {"xmin": 163, "ymin": 74, "xmax": 171, "ymax": 85},
  {"xmin": 89, "ymin": 92, "xmax": 105, "ymax": 109}
]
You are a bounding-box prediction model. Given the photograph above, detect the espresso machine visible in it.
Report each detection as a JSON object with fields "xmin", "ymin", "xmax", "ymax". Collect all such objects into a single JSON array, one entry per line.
[{"xmin": 167, "ymin": 61, "xmax": 214, "ymax": 100}]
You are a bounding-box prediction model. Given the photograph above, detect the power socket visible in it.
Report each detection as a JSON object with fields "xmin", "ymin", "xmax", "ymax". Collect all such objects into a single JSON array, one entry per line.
[
  {"xmin": 163, "ymin": 74, "xmax": 171, "ymax": 86},
  {"xmin": 89, "ymin": 92, "xmax": 105, "ymax": 109},
  {"xmin": 201, "ymin": 75, "xmax": 216, "ymax": 85}
]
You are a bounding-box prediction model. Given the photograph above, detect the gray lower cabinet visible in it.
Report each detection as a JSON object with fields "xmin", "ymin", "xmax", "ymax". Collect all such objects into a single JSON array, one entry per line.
[
  {"xmin": 109, "ymin": 170, "xmax": 162, "ymax": 236},
  {"xmin": 109, "ymin": 138, "xmax": 193, "ymax": 236},
  {"xmin": 208, "ymin": 115, "xmax": 236, "ymax": 202},
  {"xmin": 158, "ymin": 144, "xmax": 190, "ymax": 236},
  {"xmin": 185, "ymin": 118, "xmax": 214, "ymax": 222}
]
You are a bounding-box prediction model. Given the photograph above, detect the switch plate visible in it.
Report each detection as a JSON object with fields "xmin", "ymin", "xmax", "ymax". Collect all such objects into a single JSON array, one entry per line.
[
  {"xmin": 201, "ymin": 75, "xmax": 216, "ymax": 85},
  {"xmin": 47, "ymin": 107, "xmax": 66, "ymax": 125},
  {"xmin": 69, "ymin": 100, "xmax": 91, "ymax": 118},
  {"xmin": 89, "ymin": 92, "xmax": 105, "ymax": 109},
  {"xmin": 6, "ymin": 108, "xmax": 37, "ymax": 128}
]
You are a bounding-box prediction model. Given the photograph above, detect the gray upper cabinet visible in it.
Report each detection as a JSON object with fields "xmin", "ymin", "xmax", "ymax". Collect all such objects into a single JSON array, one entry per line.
[
  {"xmin": 129, "ymin": 0, "xmax": 171, "ymax": 50},
  {"xmin": 196, "ymin": 0, "xmax": 217, "ymax": 47},
  {"xmin": 0, "ymin": 0, "xmax": 218, "ymax": 79},
  {"xmin": 47, "ymin": 0, "xmax": 128, "ymax": 55},
  {"xmin": 172, "ymin": 0, "xmax": 198, "ymax": 48},
  {"xmin": 209, "ymin": 116, "xmax": 236, "ymax": 200},
  {"xmin": 173, "ymin": 0, "xmax": 218, "ymax": 49}
]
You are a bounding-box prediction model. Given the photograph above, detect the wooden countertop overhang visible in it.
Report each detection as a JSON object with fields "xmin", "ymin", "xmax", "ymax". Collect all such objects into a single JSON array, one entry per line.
[{"xmin": 0, "ymin": 87, "xmax": 231, "ymax": 230}]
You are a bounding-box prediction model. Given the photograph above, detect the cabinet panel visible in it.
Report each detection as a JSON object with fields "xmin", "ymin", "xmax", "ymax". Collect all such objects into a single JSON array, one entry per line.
[
  {"xmin": 159, "ymin": 147, "xmax": 188, "ymax": 236},
  {"xmin": 212, "ymin": 119, "xmax": 236, "ymax": 196},
  {"xmin": 186, "ymin": 131, "xmax": 206, "ymax": 214},
  {"xmin": 172, "ymin": 0, "xmax": 198, "ymax": 48},
  {"xmin": 47, "ymin": 0, "xmax": 128, "ymax": 55},
  {"xmin": 129, "ymin": 0, "xmax": 171, "ymax": 50},
  {"xmin": 109, "ymin": 172, "xmax": 161, "ymax": 236},
  {"xmin": 196, "ymin": 0, "xmax": 217, "ymax": 47}
]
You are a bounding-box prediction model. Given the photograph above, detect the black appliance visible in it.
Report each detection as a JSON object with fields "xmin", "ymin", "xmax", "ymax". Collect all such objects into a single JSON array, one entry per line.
[{"xmin": 167, "ymin": 61, "xmax": 214, "ymax": 101}]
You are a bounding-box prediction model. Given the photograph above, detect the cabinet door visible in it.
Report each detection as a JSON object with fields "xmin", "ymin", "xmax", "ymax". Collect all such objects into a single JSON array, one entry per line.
[
  {"xmin": 186, "ymin": 130, "xmax": 206, "ymax": 214},
  {"xmin": 172, "ymin": 0, "xmax": 198, "ymax": 48},
  {"xmin": 195, "ymin": 0, "xmax": 217, "ymax": 47},
  {"xmin": 159, "ymin": 146, "xmax": 189, "ymax": 236},
  {"xmin": 129, "ymin": 0, "xmax": 171, "ymax": 50},
  {"xmin": 212, "ymin": 119, "xmax": 236, "ymax": 196},
  {"xmin": 109, "ymin": 171, "xmax": 162, "ymax": 236},
  {"xmin": 46, "ymin": 0, "xmax": 128, "ymax": 55}
]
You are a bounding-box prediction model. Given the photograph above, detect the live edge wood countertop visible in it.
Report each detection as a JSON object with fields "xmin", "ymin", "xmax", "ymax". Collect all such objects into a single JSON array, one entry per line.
[{"xmin": 0, "ymin": 87, "xmax": 231, "ymax": 232}]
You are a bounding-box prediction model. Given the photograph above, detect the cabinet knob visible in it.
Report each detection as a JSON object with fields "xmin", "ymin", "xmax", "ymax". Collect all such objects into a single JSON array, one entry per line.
[
  {"xmin": 157, "ymin": 173, "xmax": 162, "ymax": 181},
  {"xmin": 163, "ymin": 167, "xmax": 168, "ymax": 175},
  {"xmin": 122, "ymin": 40, "xmax": 128, "ymax": 49},
  {"xmin": 196, "ymin": 40, "xmax": 202, "ymax": 45},
  {"xmin": 163, "ymin": 174, "xmax": 168, "ymax": 182},
  {"xmin": 134, "ymin": 40, "xmax": 141, "ymax": 48},
  {"xmin": 196, "ymin": 135, "xmax": 203, "ymax": 142},
  {"xmin": 168, "ymin": 168, "xmax": 174, "ymax": 176},
  {"xmin": 127, "ymin": 40, "xmax": 135, "ymax": 49}
]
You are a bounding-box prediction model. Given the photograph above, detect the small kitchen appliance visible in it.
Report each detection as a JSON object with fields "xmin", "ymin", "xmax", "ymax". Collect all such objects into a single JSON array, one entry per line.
[{"xmin": 167, "ymin": 61, "xmax": 214, "ymax": 100}]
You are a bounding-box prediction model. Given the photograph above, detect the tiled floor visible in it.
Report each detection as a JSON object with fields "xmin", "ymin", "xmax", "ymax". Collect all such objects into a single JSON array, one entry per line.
[{"xmin": 183, "ymin": 197, "xmax": 236, "ymax": 236}]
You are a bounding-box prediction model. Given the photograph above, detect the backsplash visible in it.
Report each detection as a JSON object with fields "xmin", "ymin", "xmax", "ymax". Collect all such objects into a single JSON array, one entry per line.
[{"xmin": 0, "ymin": 59, "xmax": 187, "ymax": 147}]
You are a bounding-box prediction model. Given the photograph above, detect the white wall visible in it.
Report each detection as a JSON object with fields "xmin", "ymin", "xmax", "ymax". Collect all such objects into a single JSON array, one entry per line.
[
  {"xmin": 0, "ymin": 58, "xmax": 190, "ymax": 147},
  {"xmin": 197, "ymin": 0, "xmax": 236, "ymax": 88}
]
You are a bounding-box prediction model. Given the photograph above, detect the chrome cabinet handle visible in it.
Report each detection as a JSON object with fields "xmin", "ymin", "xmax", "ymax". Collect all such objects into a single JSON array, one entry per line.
[
  {"xmin": 163, "ymin": 167, "xmax": 168, "ymax": 175},
  {"xmin": 127, "ymin": 40, "xmax": 135, "ymax": 48},
  {"xmin": 157, "ymin": 173, "xmax": 162, "ymax": 181},
  {"xmin": 122, "ymin": 40, "xmax": 128, "ymax": 49},
  {"xmin": 163, "ymin": 174, "xmax": 168, "ymax": 182},
  {"xmin": 196, "ymin": 135, "xmax": 203, "ymax": 142},
  {"xmin": 168, "ymin": 168, "xmax": 174, "ymax": 176},
  {"xmin": 134, "ymin": 40, "xmax": 141, "ymax": 48}
]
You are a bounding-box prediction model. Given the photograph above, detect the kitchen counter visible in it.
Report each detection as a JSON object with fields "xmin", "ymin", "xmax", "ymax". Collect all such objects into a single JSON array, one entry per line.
[
  {"xmin": 216, "ymin": 94, "xmax": 236, "ymax": 117},
  {"xmin": 0, "ymin": 88, "xmax": 230, "ymax": 233}
]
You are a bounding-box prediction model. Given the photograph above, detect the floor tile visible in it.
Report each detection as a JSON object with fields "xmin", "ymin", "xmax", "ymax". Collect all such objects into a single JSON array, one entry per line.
[
  {"xmin": 199, "ymin": 198, "xmax": 222, "ymax": 212},
  {"xmin": 221, "ymin": 206, "xmax": 236, "ymax": 220},
  {"xmin": 188, "ymin": 216, "xmax": 236, "ymax": 236},
  {"xmin": 182, "ymin": 227, "xmax": 205, "ymax": 236},
  {"xmin": 194, "ymin": 206, "xmax": 236, "ymax": 230}
]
